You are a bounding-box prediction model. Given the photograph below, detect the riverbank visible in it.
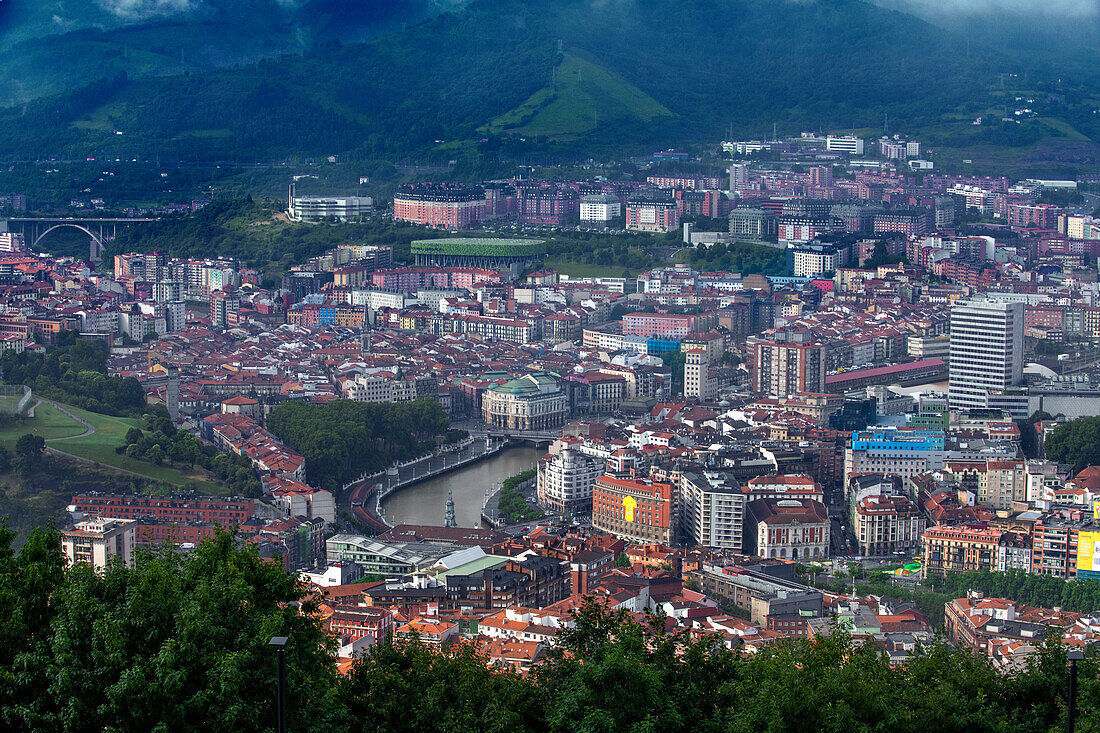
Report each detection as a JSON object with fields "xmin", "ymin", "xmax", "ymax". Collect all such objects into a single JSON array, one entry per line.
[{"xmin": 381, "ymin": 444, "xmax": 543, "ymax": 528}]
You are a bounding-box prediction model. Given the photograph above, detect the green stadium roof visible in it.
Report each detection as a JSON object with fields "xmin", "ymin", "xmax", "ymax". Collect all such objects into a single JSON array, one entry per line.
[{"xmin": 411, "ymin": 238, "xmax": 546, "ymax": 257}]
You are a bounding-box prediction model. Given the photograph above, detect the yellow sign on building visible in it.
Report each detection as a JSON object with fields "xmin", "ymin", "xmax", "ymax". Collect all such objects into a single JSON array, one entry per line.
[{"xmin": 1077, "ymin": 531, "xmax": 1100, "ymax": 574}]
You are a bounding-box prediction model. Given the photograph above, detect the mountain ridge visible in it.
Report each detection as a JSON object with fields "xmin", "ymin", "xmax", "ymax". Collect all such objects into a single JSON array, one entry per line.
[{"xmin": 0, "ymin": 0, "xmax": 1056, "ymax": 163}]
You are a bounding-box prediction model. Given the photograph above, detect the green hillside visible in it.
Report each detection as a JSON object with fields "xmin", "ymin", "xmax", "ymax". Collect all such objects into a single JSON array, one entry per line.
[
  {"xmin": 0, "ymin": 0, "xmax": 1086, "ymax": 164},
  {"xmin": 485, "ymin": 51, "xmax": 674, "ymax": 139}
]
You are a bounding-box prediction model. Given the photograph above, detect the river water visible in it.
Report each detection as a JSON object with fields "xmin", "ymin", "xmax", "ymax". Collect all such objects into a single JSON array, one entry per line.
[{"xmin": 380, "ymin": 446, "xmax": 543, "ymax": 528}]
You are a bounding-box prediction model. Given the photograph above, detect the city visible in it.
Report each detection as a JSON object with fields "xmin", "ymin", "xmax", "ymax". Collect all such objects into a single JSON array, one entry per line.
[{"xmin": 3, "ymin": 0, "xmax": 1100, "ymax": 730}]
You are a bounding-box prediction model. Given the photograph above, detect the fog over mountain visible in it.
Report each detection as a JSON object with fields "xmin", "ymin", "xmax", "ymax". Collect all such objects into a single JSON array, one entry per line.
[
  {"xmin": 884, "ymin": 0, "xmax": 1096, "ymax": 15},
  {"xmin": 875, "ymin": 0, "xmax": 1100, "ymax": 83},
  {"xmin": 0, "ymin": 0, "xmax": 468, "ymax": 105}
]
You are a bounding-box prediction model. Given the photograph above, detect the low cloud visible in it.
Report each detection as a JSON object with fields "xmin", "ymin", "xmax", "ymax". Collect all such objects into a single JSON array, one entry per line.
[
  {"xmin": 885, "ymin": 0, "xmax": 1098, "ymax": 16},
  {"xmin": 95, "ymin": 0, "xmax": 196, "ymax": 20}
]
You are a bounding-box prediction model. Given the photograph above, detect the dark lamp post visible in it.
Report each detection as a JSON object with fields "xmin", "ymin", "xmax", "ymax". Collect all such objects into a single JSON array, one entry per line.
[
  {"xmin": 269, "ymin": 636, "xmax": 289, "ymax": 733},
  {"xmin": 1068, "ymin": 648, "xmax": 1085, "ymax": 733}
]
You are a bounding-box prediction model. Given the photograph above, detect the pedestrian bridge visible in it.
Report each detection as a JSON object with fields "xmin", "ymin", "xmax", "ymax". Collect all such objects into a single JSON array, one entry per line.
[{"xmin": 467, "ymin": 427, "xmax": 561, "ymax": 444}]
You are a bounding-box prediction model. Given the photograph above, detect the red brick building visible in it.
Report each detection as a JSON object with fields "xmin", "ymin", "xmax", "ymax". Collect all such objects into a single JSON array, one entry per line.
[
  {"xmin": 592, "ymin": 475, "xmax": 675, "ymax": 545},
  {"xmin": 1008, "ymin": 202, "xmax": 1062, "ymax": 230},
  {"xmin": 70, "ymin": 493, "xmax": 254, "ymax": 531}
]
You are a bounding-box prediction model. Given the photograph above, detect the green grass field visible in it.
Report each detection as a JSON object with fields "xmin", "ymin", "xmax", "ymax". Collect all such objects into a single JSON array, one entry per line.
[
  {"xmin": 0, "ymin": 401, "xmax": 226, "ymax": 494},
  {"xmin": 486, "ymin": 51, "xmax": 673, "ymax": 139},
  {"xmin": 52, "ymin": 404, "xmax": 226, "ymax": 494},
  {"xmin": 0, "ymin": 402, "xmax": 87, "ymax": 447},
  {"xmin": 549, "ymin": 259, "xmax": 635, "ymax": 279}
]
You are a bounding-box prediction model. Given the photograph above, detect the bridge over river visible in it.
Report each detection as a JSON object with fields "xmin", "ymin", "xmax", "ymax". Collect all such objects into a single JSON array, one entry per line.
[{"xmin": 2, "ymin": 217, "xmax": 155, "ymax": 259}]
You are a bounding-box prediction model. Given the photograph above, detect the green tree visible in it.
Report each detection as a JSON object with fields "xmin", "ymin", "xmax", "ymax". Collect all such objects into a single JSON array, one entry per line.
[
  {"xmin": 13, "ymin": 433, "xmax": 45, "ymax": 475},
  {"xmin": 0, "ymin": 529, "xmax": 342, "ymax": 732},
  {"xmin": 145, "ymin": 444, "xmax": 166, "ymax": 465},
  {"xmin": 342, "ymin": 637, "xmax": 542, "ymax": 733},
  {"xmin": 1044, "ymin": 416, "xmax": 1100, "ymax": 471}
]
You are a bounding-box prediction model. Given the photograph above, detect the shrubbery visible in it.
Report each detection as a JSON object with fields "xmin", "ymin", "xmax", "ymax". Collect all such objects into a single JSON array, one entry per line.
[{"xmin": 0, "ymin": 332, "xmax": 145, "ymax": 417}]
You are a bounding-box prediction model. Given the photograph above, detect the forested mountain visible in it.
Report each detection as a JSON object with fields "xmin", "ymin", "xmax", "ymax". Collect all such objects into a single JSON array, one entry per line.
[
  {"xmin": 0, "ymin": 0, "xmax": 463, "ymax": 106},
  {"xmin": 0, "ymin": 0, "xmax": 1003, "ymax": 162}
]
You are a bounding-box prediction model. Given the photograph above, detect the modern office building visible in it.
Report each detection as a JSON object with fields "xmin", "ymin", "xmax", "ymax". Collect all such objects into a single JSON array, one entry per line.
[
  {"xmin": 288, "ymin": 186, "xmax": 374, "ymax": 222},
  {"xmin": 825, "ymin": 135, "xmax": 865, "ymax": 155},
  {"xmin": 949, "ymin": 298, "xmax": 1024, "ymax": 411}
]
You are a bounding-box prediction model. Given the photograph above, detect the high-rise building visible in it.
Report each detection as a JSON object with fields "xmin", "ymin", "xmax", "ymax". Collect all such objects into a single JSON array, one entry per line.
[
  {"xmin": 209, "ymin": 288, "xmax": 240, "ymax": 329},
  {"xmin": 684, "ymin": 349, "xmax": 717, "ymax": 401},
  {"xmin": 728, "ymin": 163, "xmax": 749, "ymax": 190},
  {"xmin": 809, "ymin": 166, "xmax": 834, "ymax": 187},
  {"xmin": 749, "ymin": 330, "xmax": 825, "ymax": 398},
  {"xmin": 680, "ymin": 472, "xmax": 744, "ymax": 550},
  {"xmin": 949, "ymin": 298, "xmax": 1024, "ymax": 411}
]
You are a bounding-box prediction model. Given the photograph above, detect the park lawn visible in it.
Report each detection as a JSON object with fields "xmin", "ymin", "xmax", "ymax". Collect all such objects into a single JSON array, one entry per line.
[
  {"xmin": 548, "ymin": 258, "xmax": 634, "ymax": 279},
  {"xmin": 0, "ymin": 402, "xmax": 87, "ymax": 449},
  {"xmin": 49, "ymin": 404, "xmax": 228, "ymax": 494}
]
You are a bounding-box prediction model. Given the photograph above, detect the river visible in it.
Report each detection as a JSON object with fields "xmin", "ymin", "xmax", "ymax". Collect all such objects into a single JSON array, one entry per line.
[{"xmin": 379, "ymin": 446, "xmax": 544, "ymax": 528}]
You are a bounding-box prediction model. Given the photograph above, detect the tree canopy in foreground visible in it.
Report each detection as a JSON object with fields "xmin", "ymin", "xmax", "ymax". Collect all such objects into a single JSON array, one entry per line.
[{"xmin": 1, "ymin": 521, "xmax": 1099, "ymax": 732}]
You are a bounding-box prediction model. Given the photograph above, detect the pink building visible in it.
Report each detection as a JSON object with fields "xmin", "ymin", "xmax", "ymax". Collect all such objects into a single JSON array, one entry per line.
[
  {"xmin": 623, "ymin": 312, "xmax": 698, "ymax": 339},
  {"xmin": 1009, "ymin": 202, "xmax": 1062, "ymax": 230},
  {"xmin": 370, "ymin": 267, "xmax": 505, "ymax": 291},
  {"xmin": 392, "ymin": 183, "xmax": 487, "ymax": 229}
]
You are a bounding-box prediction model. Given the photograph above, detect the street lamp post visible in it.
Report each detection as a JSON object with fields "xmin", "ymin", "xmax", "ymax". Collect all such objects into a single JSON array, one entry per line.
[
  {"xmin": 269, "ymin": 636, "xmax": 288, "ymax": 733},
  {"xmin": 1068, "ymin": 649, "xmax": 1084, "ymax": 733}
]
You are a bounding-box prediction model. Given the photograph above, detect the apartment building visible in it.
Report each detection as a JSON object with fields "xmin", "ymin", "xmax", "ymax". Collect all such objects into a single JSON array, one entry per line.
[{"xmin": 61, "ymin": 517, "xmax": 136, "ymax": 570}]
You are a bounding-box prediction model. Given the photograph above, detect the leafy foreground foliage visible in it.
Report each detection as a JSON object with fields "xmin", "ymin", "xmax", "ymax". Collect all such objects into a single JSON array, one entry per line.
[
  {"xmin": 2, "ymin": 523, "xmax": 1100, "ymax": 732},
  {"xmin": 0, "ymin": 524, "xmax": 341, "ymax": 732},
  {"xmin": 0, "ymin": 332, "xmax": 145, "ymax": 417},
  {"xmin": 267, "ymin": 398, "xmax": 449, "ymax": 491}
]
